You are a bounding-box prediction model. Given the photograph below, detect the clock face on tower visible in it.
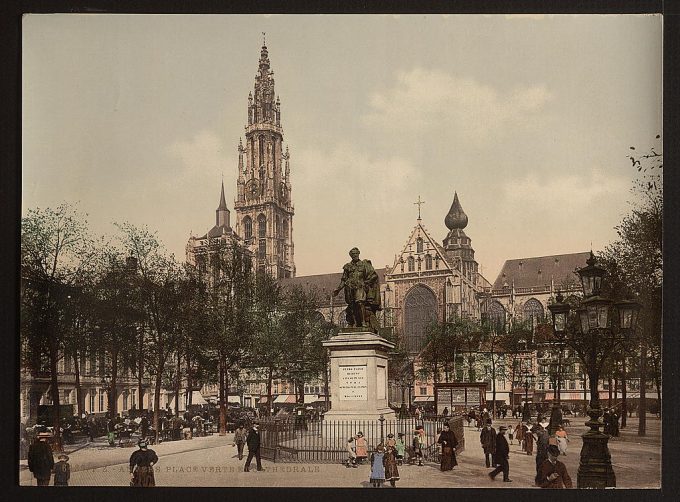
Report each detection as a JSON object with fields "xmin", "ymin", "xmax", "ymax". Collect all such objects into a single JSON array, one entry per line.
[{"xmin": 246, "ymin": 179, "xmax": 260, "ymax": 200}]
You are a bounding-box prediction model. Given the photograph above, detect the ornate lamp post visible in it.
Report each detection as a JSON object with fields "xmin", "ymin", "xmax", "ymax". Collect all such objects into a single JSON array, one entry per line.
[
  {"xmin": 102, "ymin": 373, "xmax": 112, "ymax": 413},
  {"xmin": 548, "ymin": 252, "xmax": 641, "ymax": 489},
  {"xmin": 520, "ymin": 368, "xmax": 535, "ymax": 422}
]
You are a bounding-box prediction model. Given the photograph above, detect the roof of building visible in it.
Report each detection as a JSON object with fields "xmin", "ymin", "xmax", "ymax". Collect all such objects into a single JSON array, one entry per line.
[
  {"xmin": 279, "ymin": 268, "xmax": 386, "ymax": 304},
  {"xmin": 492, "ymin": 251, "xmax": 590, "ymax": 290}
]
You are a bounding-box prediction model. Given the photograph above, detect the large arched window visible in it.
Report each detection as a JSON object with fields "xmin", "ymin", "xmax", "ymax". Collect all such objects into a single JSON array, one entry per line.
[
  {"xmin": 404, "ymin": 285, "xmax": 438, "ymax": 353},
  {"xmin": 258, "ymin": 214, "xmax": 266, "ymax": 238},
  {"xmin": 243, "ymin": 216, "xmax": 253, "ymax": 240},
  {"xmin": 523, "ymin": 298, "xmax": 544, "ymax": 330},
  {"xmin": 488, "ymin": 301, "xmax": 507, "ymax": 331},
  {"xmin": 407, "ymin": 256, "xmax": 415, "ymax": 272}
]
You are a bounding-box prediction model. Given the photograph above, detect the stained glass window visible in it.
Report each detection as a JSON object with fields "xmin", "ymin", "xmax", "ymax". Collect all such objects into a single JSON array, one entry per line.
[{"xmin": 523, "ymin": 298, "xmax": 544, "ymax": 329}]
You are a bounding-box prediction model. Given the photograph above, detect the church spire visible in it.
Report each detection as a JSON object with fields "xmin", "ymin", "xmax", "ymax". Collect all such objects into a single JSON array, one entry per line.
[{"xmin": 216, "ymin": 180, "xmax": 230, "ymax": 228}]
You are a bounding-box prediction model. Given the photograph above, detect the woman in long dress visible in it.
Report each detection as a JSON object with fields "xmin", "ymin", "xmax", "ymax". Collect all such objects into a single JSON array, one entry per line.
[
  {"xmin": 523, "ymin": 424, "xmax": 534, "ymax": 455},
  {"xmin": 129, "ymin": 439, "xmax": 158, "ymax": 487},
  {"xmin": 437, "ymin": 423, "xmax": 458, "ymax": 471},
  {"xmin": 355, "ymin": 432, "xmax": 368, "ymax": 464},
  {"xmin": 514, "ymin": 421, "xmax": 524, "ymax": 449},
  {"xmin": 369, "ymin": 445, "xmax": 386, "ymax": 487},
  {"xmin": 555, "ymin": 425, "xmax": 569, "ymax": 455},
  {"xmin": 383, "ymin": 440, "xmax": 400, "ymax": 487}
]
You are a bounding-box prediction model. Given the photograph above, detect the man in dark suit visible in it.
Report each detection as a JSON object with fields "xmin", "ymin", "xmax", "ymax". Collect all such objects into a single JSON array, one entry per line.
[
  {"xmin": 480, "ymin": 420, "xmax": 497, "ymax": 468},
  {"xmin": 488, "ymin": 425, "xmax": 511, "ymax": 482},
  {"xmin": 244, "ymin": 421, "xmax": 263, "ymax": 472}
]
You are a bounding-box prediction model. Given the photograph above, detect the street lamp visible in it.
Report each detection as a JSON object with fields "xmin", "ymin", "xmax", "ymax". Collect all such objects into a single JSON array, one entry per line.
[
  {"xmin": 520, "ymin": 368, "xmax": 535, "ymax": 422},
  {"xmin": 547, "ymin": 252, "xmax": 642, "ymax": 489},
  {"xmin": 102, "ymin": 373, "xmax": 112, "ymax": 414}
]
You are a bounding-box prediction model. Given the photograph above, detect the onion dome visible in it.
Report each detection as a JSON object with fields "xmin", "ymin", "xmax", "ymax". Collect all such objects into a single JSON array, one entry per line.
[{"xmin": 444, "ymin": 192, "xmax": 468, "ymax": 230}]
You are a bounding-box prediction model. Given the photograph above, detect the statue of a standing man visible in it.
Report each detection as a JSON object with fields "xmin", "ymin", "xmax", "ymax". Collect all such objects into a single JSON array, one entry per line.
[{"xmin": 333, "ymin": 247, "xmax": 381, "ymax": 333}]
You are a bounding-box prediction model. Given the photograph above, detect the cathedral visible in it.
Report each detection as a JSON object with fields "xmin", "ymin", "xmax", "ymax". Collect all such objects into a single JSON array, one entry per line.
[
  {"xmin": 186, "ymin": 40, "xmax": 604, "ymax": 411},
  {"xmin": 187, "ymin": 41, "xmax": 295, "ymax": 279}
]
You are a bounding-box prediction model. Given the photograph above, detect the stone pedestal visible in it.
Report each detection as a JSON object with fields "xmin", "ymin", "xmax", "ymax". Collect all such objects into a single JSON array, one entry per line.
[{"xmin": 322, "ymin": 328, "xmax": 396, "ymax": 421}]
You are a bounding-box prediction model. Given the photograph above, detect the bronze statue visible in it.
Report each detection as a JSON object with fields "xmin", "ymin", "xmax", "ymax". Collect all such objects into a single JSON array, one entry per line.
[{"xmin": 333, "ymin": 248, "xmax": 381, "ymax": 333}]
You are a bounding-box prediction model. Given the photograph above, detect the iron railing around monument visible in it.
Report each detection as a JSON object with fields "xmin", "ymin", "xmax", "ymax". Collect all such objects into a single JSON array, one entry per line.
[{"xmin": 258, "ymin": 415, "xmax": 465, "ymax": 463}]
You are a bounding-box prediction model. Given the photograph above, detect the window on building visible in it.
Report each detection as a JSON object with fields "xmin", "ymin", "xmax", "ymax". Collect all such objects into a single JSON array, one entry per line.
[
  {"xmin": 89, "ymin": 392, "xmax": 95, "ymax": 413},
  {"xmin": 425, "ymin": 254, "xmax": 433, "ymax": 270},
  {"xmin": 404, "ymin": 285, "xmax": 437, "ymax": 353},
  {"xmin": 523, "ymin": 298, "xmax": 545, "ymax": 332},
  {"xmin": 569, "ymin": 381, "xmax": 576, "ymax": 390},
  {"xmin": 99, "ymin": 390, "xmax": 105, "ymax": 412},
  {"xmin": 420, "ymin": 387, "xmax": 427, "ymax": 396},
  {"xmin": 243, "ymin": 217, "xmax": 253, "ymax": 240},
  {"xmin": 259, "ymin": 239, "xmax": 266, "ymax": 259},
  {"xmin": 416, "ymin": 237, "xmax": 424, "ymax": 253},
  {"xmin": 275, "ymin": 215, "xmax": 280, "ymax": 237},
  {"xmin": 488, "ymin": 301, "xmax": 506, "ymax": 332},
  {"xmin": 123, "ymin": 392, "xmax": 128, "ymax": 411},
  {"xmin": 131, "ymin": 389, "xmax": 136, "ymax": 409},
  {"xmin": 538, "ymin": 382, "xmax": 545, "ymax": 390},
  {"xmin": 64, "ymin": 355, "xmax": 72, "ymax": 374},
  {"xmin": 407, "ymin": 256, "xmax": 415, "ymax": 272},
  {"xmin": 579, "ymin": 380, "xmax": 585, "ymax": 390},
  {"xmin": 258, "ymin": 214, "xmax": 266, "ymax": 238},
  {"xmin": 258, "ymin": 136, "xmax": 265, "ymax": 173}
]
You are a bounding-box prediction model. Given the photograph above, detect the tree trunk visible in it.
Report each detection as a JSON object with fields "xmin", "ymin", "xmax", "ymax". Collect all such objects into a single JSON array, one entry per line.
[
  {"xmin": 638, "ymin": 338, "xmax": 647, "ymax": 436},
  {"xmin": 74, "ymin": 351, "xmax": 84, "ymax": 417},
  {"xmin": 137, "ymin": 329, "xmax": 144, "ymax": 411},
  {"xmin": 218, "ymin": 355, "xmax": 226, "ymax": 435},
  {"xmin": 608, "ymin": 376, "xmax": 613, "ymax": 408},
  {"xmin": 186, "ymin": 354, "xmax": 193, "ymax": 407},
  {"xmin": 267, "ymin": 366, "xmax": 273, "ymax": 416},
  {"xmin": 174, "ymin": 351, "xmax": 181, "ymax": 416},
  {"xmin": 153, "ymin": 371, "xmax": 162, "ymax": 445},
  {"xmin": 491, "ymin": 356, "xmax": 497, "ymax": 419},
  {"xmin": 49, "ymin": 337, "xmax": 63, "ymax": 452},
  {"xmin": 111, "ymin": 348, "xmax": 119, "ymax": 416},
  {"xmin": 621, "ymin": 357, "xmax": 628, "ymax": 428}
]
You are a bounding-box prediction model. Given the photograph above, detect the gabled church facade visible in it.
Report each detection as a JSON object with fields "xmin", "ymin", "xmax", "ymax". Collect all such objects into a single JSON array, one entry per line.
[{"xmin": 384, "ymin": 193, "xmax": 491, "ymax": 355}]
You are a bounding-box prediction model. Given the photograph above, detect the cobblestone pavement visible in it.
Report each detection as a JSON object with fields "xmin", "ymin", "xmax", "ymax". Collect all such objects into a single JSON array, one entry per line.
[{"xmin": 19, "ymin": 416, "xmax": 660, "ymax": 488}]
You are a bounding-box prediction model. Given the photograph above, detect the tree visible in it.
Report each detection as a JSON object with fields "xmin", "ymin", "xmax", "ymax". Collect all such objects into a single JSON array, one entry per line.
[
  {"xmin": 600, "ymin": 137, "xmax": 662, "ymax": 436},
  {"xmin": 249, "ymin": 272, "xmax": 286, "ymax": 416},
  {"xmin": 21, "ymin": 203, "xmax": 96, "ymax": 450},
  {"xmin": 116, "ymin": 222, "xmax": 183, "ymax": 443}
]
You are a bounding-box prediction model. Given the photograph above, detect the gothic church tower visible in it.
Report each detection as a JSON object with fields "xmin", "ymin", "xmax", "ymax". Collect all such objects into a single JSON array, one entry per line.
[{"xmin": 234, "ymin": 41, "xmax": 295, "ymax": 278}]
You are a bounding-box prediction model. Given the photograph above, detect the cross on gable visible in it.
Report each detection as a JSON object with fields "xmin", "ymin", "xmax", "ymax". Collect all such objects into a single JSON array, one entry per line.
[{"xmin": 414, "ymin": 195, "xmax": 425, "ymax": 220}]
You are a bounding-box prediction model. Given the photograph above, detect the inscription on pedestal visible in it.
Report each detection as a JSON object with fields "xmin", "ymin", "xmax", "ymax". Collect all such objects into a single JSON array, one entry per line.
[{"xmin": 339, "ymin": 365, "xmax": 368, "ymax": 401}]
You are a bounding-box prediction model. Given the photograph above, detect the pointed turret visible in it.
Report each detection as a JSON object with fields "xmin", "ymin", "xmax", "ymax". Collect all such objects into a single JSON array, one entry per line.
[
  {"xmin": 216, "ymin": 181, "xmax": 230, "ymax": 228},
  {"xmin": 237, "ymin": 138, "xmax": 245, "ymax": 181}
]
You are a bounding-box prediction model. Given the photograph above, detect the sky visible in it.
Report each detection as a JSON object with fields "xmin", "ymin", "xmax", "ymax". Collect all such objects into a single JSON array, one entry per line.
[{"xmin": 22, "ymin": 14, "xmax": 662, "ymax": 281}]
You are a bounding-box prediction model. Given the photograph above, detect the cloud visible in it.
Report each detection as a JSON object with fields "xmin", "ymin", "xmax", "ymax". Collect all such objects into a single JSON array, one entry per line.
[
  {"xmin": 503, "ymin": 170, "xmax": 629, "ymax": 208},
  {"xmin": 166, "ymin": 129, "xmax": 230, "ymax": 186},
  {"xmin": 294, "ymin": 142, "xmax": 419, "ymax": 212},
  {"xmin": 362, "ymin": 68, "xmax": 552, "ymax": 143}
]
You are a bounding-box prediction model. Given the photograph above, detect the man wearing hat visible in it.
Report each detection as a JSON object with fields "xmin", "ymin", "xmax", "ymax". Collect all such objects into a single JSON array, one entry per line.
[
  {"xmin": 480, "ymin": 419, "xmax": 496, "ymax": 468},
  {"xmin": 53, "ymin": 453, "xmax": 71, "ymax": 486},
  {"xmin": 534, "ymin": 422, "xmax": 550, "ymax": 483},
  {"xmin": 536, "ymin": 444, "xmax": 573, "ymax": 488},
  {"xmin": 28, "ymin": 432, "xmax": 54, "ymax": 486},
  {"xmin": 488, "ymin": 425, "xmax": 511, "ymax": 482},
  {"xmin": 244, "ymin": 421, "xmax": 263, "ymax": 472},
  {"xmin": 129, "ymin": 438, "xmax": 159, "ymax": 487}
]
